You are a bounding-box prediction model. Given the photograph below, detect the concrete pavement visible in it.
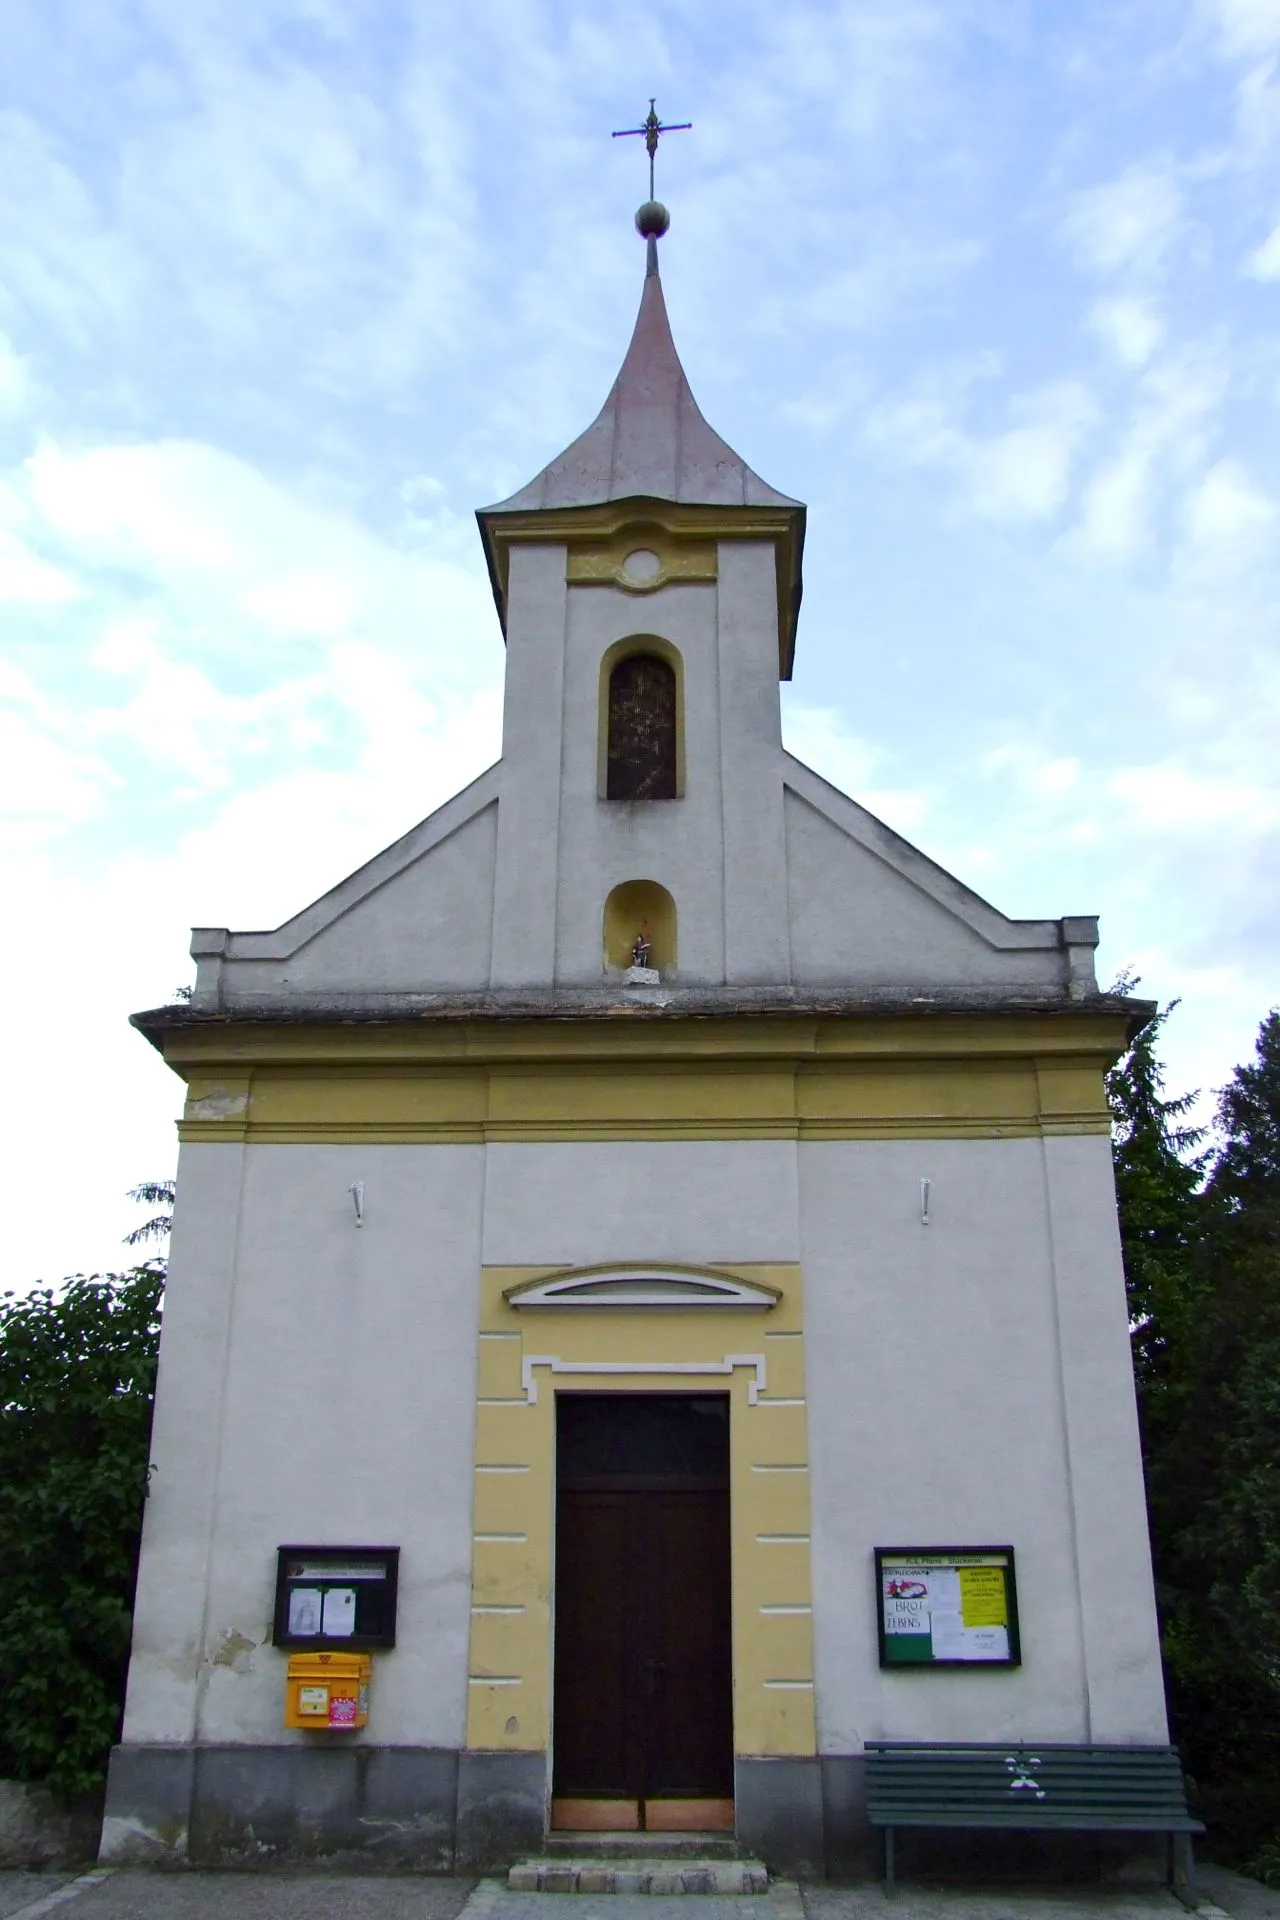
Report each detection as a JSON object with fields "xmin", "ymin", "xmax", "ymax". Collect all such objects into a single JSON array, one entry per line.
[{"xmin": 0, "ymin": 1863, "xmax": 1275, "ymax": 1920}]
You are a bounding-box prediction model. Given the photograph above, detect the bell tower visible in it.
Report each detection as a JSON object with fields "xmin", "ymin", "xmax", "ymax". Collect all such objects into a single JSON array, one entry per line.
[{"xmin": 477, "ymin": 197, "xmax": 806, "ymax": 992}]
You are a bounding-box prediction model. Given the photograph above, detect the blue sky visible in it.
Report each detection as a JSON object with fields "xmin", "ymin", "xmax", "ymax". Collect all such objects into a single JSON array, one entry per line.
[{"xmin": 3, "ymin": 0, "xmax": 1278, "ymax": 1283}]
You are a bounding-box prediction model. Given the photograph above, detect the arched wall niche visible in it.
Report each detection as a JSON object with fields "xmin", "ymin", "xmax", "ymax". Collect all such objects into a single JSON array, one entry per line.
[
  {"xmin": 603, "ymin": 879, "xmax": 677, "ymax": 974},
  {"xmin": 597, "ymin": 635, "xmax": 685, "ymax": 801}
]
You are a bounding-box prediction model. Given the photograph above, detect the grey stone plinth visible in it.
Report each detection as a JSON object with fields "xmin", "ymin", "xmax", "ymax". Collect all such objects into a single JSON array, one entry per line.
[
  {"xmin": 735, "ymin": 1756, "xmax": 824, "ymax": 1880},
  {"xmin": 102, "ymin": 1742, "xmax": 472, "ymax": 1870},
  {"xmin": 624, "ymin": 966, "xmax": 661, "ymax": 986},
  {"xmin": 456, "ymin": 1751, "xmax": 547, "ymax": 1874}
]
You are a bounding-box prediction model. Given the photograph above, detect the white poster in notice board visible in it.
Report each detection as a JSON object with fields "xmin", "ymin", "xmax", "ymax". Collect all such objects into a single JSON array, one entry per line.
[{"xmin": 875, "ymin": 1546, "xmax": 1020, "ymax": 1668}]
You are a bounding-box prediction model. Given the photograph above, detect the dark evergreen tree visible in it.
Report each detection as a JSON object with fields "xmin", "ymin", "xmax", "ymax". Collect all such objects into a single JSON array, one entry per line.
[
  {"xmin": 1118, "ymin": 1008, "xmax": 1280, "ymax": 1870},
  {"xmin": 1106, "ymin": 993, "xmax": 1208, "ymax": 1395}
]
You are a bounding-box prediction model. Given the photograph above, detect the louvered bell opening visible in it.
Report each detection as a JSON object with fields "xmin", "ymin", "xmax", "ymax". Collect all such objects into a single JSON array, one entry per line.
[{"xmin": 606, "ymin": 653, "xmax": 677, "ymax": 800}]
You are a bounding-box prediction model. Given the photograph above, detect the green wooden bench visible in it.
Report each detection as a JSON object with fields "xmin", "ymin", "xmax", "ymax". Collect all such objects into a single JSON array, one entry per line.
[{"xmin": 865, "ymin": 1741, "xmax": 1204, "ymax": 1903}]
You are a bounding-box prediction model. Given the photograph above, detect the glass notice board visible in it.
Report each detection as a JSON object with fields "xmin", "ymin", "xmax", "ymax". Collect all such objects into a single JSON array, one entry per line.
[
  {"xmin": 875, "ymin": 1546, "xmax": 1020, "ymax": 1668},
  {"xmin": 273, "ymin": 1545, "xmax": 399, "ymax": 1649}
]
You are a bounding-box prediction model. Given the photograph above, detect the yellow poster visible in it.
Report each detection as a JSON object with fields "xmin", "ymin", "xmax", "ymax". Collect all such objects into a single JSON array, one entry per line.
[{"xmin": 959, "ymin": 1566, "xmax": 1007, "ymax": 1628}]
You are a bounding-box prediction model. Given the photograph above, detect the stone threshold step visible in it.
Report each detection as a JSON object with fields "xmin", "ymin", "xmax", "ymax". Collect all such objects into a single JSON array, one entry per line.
[
  {"xmin": 543, "ymin": 1832, "xmax": 739, "ymax": 1859},
  {"xmin": 509, "ymin": 1859, "xmax": 769, "ymax": 1895}
]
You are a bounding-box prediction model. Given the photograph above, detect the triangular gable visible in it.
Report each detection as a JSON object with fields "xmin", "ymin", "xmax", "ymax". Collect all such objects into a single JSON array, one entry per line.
[{"xmin": 783, "ymin": 753, "xmax": 1072, "ymax": 953}]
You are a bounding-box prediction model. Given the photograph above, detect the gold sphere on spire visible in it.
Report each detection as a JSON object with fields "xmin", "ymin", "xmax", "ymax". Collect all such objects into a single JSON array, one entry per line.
[{"xmin": 635, "ymin": 199, "xmax": 670, "ymax": 238}]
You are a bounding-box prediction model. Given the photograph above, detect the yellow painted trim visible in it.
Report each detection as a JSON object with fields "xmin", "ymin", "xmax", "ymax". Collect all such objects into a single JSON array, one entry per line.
[
  {"xmin": 163, "ymin": 1013, "xmax": 1126, "ymax": 1145},
  {"xmin": 567, "ymin": 524, "xmax": 717, "ymax": 593},
  {"xmin": 463, "ymin": 1263, "xmax": 816, "ymax": 1760},
  {"xmin": 179, "ymin": 1117, "xmax": 1109, "ymax": 1146},
  {"xmin": 479, "ymin": 499, "xmax": 803, "ymax": 678}
]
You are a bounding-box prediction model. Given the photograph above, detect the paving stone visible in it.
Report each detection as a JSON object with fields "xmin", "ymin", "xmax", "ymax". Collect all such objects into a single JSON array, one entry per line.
[
  {"xmin": 683, "ymin": 1872, "xmax": 716, "ymax": 1895},
  {"xmin": 613, "ymin": 1872, "xmax": 652, "ymax": 1894},
  {"xmin": 507, "ymin": 1868, "xmax": 540, "ymax": 1892},
  {"xmin": 580, "ymin": 1868, "xmax": 616, "ymax": 1893},
  {"xmin": 541, "ymin": 1867, "xmax": 577, "ymax": 1894}
]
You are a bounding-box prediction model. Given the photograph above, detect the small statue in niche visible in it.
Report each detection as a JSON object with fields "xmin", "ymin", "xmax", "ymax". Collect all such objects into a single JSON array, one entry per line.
[{"xmin": 630, "ymin": 923, "xmax": 652, "ymax": 970}]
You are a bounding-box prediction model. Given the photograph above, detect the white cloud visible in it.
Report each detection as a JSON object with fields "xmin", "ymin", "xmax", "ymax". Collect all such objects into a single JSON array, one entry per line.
[
  {"xmin": 868, "ymin": 375, "xmax": 1097, "ymax": 522},
  {"xmin": 782, "ymin": 702, "xmax": 880, "ymax": 795},
  {"xmin": 967, "ymin": 384, "xmax": 1098, "ymax": 521},
  {"xmin": 782, "ymin": 700, "xmax": 931, "ymax": 835},
  {"xmin": 1107, "ymin": 762, "xmax": 1280, "ymax": 832},
  {"xmin": 17, "ymin": 435, "xmax": 502, "ymax": 672},
  {"xmin": 0, "ymin": 333, "xmax": 31, "ymax": 416},
  {"xmin": 1200, "ymin": 0, "xmax": 1280, "ymax": 57},
  {"xmin": 1244, "ymin": 216, "xmax": 1280, "ymax": 278},
  {"xmin": 1183, "ymin": 456, "xmax": 1276, "ymax": 551},
  {"xmin": 1062, "ymin": 163, "xmax": 1183, "ymax": 277},
  {"xmin": 0, "ymin": 704, "xmax": 116, "ymax": 846},
  {"xmin": 1068, "ymin": 347, "xmax": 1230, "ymax": 560},
  {"xmin": 1088, "ymin": 296, "xmax": 1165, "ymax": 368},
  {"xmin": 1075, "ymin": 448, "xmax": 1154, "ymax": 559},
  {"xmin": 0, "ymin": 524, "xmax": 82, "ymax": 603},
  {"xmin": 87, "ymin": 623, "xmax": 329, "ymax": 792}
]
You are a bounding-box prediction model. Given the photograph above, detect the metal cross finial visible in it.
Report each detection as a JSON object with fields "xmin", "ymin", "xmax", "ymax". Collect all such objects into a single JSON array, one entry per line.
[{"xmin": 612, "ymin": 98, "xmax": 692, "ymax": 200}]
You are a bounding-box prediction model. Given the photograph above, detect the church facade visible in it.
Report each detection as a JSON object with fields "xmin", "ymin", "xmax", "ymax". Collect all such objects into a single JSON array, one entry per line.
[{"xmin": 103, "ymin": 209, "xmax": 1168, "ymax": 1877}]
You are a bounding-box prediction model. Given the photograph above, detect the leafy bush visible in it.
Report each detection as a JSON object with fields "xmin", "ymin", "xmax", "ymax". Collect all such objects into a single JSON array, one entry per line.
[{"xmin": 0, "ymin": 1267, "xmax": 162, "ymax": 1800}]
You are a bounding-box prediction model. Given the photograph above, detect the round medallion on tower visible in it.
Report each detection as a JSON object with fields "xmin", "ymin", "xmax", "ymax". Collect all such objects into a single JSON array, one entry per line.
[
  {"xmin": 635, "ymin": 199, "xmax": 670, "ymax": 238},
  {"xmin": 620, "ymin": 548, "xmax": 662, "ymax": 587}
]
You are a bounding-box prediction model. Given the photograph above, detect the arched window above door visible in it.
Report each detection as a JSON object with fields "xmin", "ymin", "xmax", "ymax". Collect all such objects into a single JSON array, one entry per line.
[{"xmin": 605, "ymin": 650, "xmax": 678, "ymax": 800}]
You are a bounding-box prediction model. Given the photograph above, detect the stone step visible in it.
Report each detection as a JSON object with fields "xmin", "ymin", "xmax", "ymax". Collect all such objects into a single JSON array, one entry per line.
[
  {"xmin": 508, "ymin": 1857, "xmax": 769, "ymax": 1895},
  {"xmin": 542, "ymin": 1831, "xmax": 740, "ymax": 1860}
]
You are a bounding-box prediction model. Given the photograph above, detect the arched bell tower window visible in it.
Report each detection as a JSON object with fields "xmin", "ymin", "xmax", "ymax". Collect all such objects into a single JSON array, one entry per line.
[{"xmin": 605, "ymin": 651, "xmax": 678, "ymax": 800}]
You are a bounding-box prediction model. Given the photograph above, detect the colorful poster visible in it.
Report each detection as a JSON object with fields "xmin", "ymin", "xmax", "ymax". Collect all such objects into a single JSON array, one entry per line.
[
  {"xmin": 876, "ymin": 1550, "xmax": 1018, "ymax": 1666},
  {"xmin": 959, "ymin": 1566, "xmax": 1008, "ymax": 1626}
]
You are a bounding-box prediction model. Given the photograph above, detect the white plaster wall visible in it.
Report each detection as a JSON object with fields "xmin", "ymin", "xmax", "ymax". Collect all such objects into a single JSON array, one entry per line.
[
  {"xmin": 226, "ymin": 804, "xmax": 497, "ymax": 996},
  {"xmin": 784, "ymin": 792, "xmax": 1064, "ymax": 993},
  {"xmin": 122, "ymin": 1144, "xmax": 485, "ymax": 1751},
  {"xmin": 481, "ymin": 1140, "xmax": 801, "ymax": 1266},
  {"xmin": 497, "ymin": 547, "xmax": 793, "ymax": 991},
  {"xmin": 555, "ymin": 581, "xmax": 727, "ymax": 985},
  {"xmin": 800, "ymin": 1136, "xmax": 1168, "ymax": 1750},
  {"xmin": 1039, "ymin": 1133, "xmax": 1168, "ymax": 1740},
  {"xmin": 123, "ymin": 1140, "xmax": 247, "ymax": 1745},
  {"xmin": 126, "ymin": 1132, "xmax": 1164, "ymax": 1761},
  {"xmin": 717, "ymin": 543, "xmax": 790, "ymax": 984},
  {"xmin": 491, "ymin": 545, "xmax": 568, "ymax": 987}
]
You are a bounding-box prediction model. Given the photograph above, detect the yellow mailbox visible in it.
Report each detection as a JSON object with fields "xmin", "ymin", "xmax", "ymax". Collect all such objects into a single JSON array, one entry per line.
[{"xmin": 285, "ymin": 1651, "xmax": 371, "ymax": 1730}]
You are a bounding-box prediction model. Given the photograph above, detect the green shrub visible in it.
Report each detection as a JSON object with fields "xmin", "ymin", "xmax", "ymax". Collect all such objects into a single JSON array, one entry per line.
[{"xmin": 0, "ymin": 1267, "xmax": 162, "ymax": 1801}]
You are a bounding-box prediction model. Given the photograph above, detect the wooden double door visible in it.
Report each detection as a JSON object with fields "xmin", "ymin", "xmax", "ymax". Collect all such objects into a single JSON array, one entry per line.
[{"xmin": 552, "ymin": 1395, "xmax": 734, "ymax": 1831}]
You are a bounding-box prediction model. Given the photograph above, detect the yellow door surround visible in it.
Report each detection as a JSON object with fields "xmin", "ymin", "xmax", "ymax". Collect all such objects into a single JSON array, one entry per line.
[{"xmin": 466, "ymin": 1262, "xmax": 815, "ymax": 1763}]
